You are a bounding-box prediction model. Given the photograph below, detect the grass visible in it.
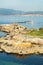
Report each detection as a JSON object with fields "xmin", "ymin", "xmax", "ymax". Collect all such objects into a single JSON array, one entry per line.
[{"xmin": 23, "ymin": 28, "xmax": 43, "ymax": 39}]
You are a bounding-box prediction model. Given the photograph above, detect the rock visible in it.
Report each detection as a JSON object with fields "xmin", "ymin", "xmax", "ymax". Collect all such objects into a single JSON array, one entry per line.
[
  {"xmin": 0, "ymin": 49, "xmax": 3, "ymax": 51},
  {"xmin": 26, "ymin": 38, "xmax": 43, "ymax": 45},
  {"xmin": 0, "ymin": 24, "xmax": 43, "ymax": 55},
  {"xmin": 39, "ymin": 28, "xmax": 43, "ymax": 30}
]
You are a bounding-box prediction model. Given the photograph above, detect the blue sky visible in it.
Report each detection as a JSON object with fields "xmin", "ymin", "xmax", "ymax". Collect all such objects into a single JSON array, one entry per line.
[{"xmin": 0, "ymin": 0, "xmax": 43, "ymax": 11}]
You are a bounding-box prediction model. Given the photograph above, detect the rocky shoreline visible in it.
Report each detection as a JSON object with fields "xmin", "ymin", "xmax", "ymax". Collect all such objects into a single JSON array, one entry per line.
[{"xmin": 0, "ymin": 23, "xmax": 43, "ymax": 55}]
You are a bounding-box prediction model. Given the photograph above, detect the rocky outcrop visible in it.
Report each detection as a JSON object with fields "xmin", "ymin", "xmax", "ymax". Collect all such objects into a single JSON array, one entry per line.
[
  {"xmin": 0, "ymin": 24, "xmax": 43, "ymax": 55},
  {"xmin": 0, "ymin": 40, "xmax": 43, "ymax": 54}
]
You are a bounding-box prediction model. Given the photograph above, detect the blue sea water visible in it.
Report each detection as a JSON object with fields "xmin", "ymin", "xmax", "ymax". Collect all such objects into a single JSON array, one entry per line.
[
  {"xmin": 0, "ymin": 32, "xmax": 7, "ymax": 37},
  {"xmin": 0, "ymin": 53, "xmax": 43, "ymax": 65},
  {"xmin": 0, "ymin": 15, "xmax": 43, "ymax": 65},
  {"xmin": 0, "ymin": 15, "xmax": 43, "ymax": 28}
]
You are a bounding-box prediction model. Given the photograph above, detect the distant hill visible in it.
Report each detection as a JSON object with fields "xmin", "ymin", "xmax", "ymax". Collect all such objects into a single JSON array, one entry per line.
[
  {"xmin": 25, "ymin": 11, "xmax": 43, "ymax": 15},
  {"xmin": 0, "ymin": 8, "xmax": 25, "ymax": 15},
  {"xmin": 0, "ymin": 8, "xmax": 43, "ymax": 15}
]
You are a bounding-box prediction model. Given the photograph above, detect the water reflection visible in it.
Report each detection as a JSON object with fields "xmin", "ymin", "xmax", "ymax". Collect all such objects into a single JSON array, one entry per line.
[{"xmin": 13, "ymin": 54, "xmax": 32, "ymax": 59}]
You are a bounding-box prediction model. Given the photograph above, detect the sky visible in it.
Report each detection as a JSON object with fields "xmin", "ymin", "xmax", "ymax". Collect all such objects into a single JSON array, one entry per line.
[{"xmin": 0, "ymin": 0, "xmax": 43, "ymax": 11}]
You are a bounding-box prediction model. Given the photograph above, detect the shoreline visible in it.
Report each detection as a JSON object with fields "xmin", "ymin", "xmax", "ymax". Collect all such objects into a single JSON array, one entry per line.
[{"xmin": 0, "ymin": 14, "xmax": 43, "ymax": 16}]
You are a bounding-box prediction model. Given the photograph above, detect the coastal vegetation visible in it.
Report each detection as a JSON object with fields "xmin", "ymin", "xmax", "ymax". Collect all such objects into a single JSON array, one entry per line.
[{"xmin": 24, "ymin": 28, "xmax": 43, "ymax": 39}]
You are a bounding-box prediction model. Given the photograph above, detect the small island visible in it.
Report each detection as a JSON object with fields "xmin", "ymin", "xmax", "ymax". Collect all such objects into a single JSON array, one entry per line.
[{"xmin": 0, "ymin": 23, "xmax": 43, "ymax": 55}]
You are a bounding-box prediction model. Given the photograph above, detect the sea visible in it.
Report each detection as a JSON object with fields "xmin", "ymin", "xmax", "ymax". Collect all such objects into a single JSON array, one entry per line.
[{"xmin": 0, "ymin": 15, "xmax": 43, "ymax": 65}]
